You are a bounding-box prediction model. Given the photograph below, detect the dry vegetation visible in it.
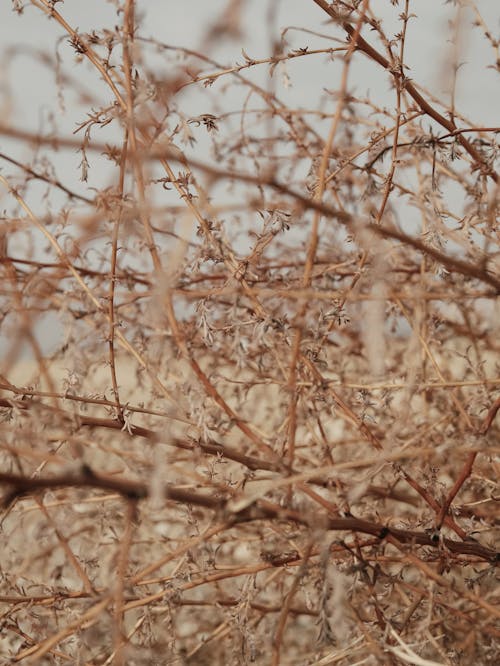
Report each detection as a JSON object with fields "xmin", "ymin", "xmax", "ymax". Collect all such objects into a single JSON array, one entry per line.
[{"xmin": 0, "ymin": 0, "xmax": 499, "ymax": 664}]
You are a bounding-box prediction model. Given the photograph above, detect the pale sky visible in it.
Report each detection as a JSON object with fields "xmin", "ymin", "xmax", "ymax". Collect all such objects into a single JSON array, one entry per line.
[{"xmin": 0, "ymin": 0, "xmax": 498, "ymax": 358}]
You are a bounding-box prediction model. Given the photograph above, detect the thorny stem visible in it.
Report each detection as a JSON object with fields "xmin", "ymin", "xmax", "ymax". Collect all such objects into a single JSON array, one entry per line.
[{"xmin": 1, "ymin": 1, "xmax": 499, "ymax": 661}]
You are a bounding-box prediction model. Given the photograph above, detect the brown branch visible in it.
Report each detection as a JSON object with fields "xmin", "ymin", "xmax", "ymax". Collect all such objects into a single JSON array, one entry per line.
[
  {"xmin": 436, "ymin": 398, "xmax": 499, "ymax": 529},
  {"xmin": 0, "ymin": 469, "xmax": 497, "ymax": 564},
  {"xmin": 312, "ymin": 0, "xmax": 498, "ymax": 183},
  {"xmin": 480, "ymin": 396, "xmax": 500, "ymax": 434},
  {"xmin": 372, "ymin": 224, "xmax": 500, "ymax": 292}
]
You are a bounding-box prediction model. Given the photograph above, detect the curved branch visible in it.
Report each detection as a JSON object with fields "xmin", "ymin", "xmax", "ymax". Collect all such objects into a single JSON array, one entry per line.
[{"xmin": 0, "ymin": 468, "xmax": 497, "ymax": 564}]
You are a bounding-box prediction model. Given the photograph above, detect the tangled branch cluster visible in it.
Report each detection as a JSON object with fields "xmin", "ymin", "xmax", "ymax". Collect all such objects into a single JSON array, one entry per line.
[{"xmin": 0, "ymin": 1, "xmax": 499, "ymax": 664}]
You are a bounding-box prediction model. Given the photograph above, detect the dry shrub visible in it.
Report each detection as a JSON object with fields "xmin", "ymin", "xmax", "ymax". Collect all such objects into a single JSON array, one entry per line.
[{"xmin": 0, "ymin": 1, "xmax": 499, "ymax": 664}]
